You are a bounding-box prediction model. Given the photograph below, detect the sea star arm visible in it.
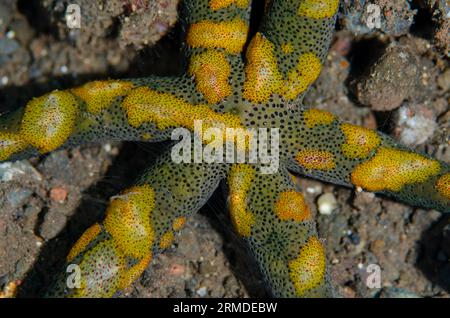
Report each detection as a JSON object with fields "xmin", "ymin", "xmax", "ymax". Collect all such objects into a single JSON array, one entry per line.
[
  {"xmin": 0, "ymin": 75, "xmax": 210, "ymax": 162},
  {"xmin": 181, "ymin": 0, "xmax": 251, "ymax": 108},
  {"xmin": 45, "ymin": 150, "xmax": 226, "ymax": 297},
  {"xmin": 227, "ymin": 163, "xmax": 334, "ymax": 297},
  {"xmin": 240, "ymin": 0, "xmax": 338, "ymax": 105},
  {"xmin": 0, "ymin": 0, "xmax": 253, "ymax": 163},
  {"xmin": 287, "ymin": 108, "xmax": 450, "ymax": 213}
]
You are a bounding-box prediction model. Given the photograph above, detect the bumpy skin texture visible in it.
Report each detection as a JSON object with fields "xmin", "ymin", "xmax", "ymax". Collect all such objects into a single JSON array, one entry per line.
[{"xmin": 0, "ymin": 0, "xmax": 449, "ymax": 297}]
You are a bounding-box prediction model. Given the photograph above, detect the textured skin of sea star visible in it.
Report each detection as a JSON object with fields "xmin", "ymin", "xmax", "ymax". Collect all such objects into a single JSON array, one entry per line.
[{"xmin": 0, "ymin": 0, "xmax": 449, "ymax": 298}]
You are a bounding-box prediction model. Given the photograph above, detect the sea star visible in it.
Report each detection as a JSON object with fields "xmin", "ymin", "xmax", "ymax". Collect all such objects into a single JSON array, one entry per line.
[{"xmin": 0, "ymin": 0, "xmax": 448, "ymax": 298}]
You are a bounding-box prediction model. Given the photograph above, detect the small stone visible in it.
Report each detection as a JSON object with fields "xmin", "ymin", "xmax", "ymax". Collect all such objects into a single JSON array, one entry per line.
[
  {"xmin": 103, "ymin": 143, "xmax": 112, "ymax": 153},
  {"xmin": 196, "ymin": 286, "xmax": 207, "ymax": 297},
  {"xmin": 60, "ymin": 65, "xmax": 68, "ymax": 74},
  {"xmin": 50, "ymin": 187, "xmax": 68, "ymax": 203},
  {"xmin": 354, "ymin": 45, "xmax": 419, "ymax": 111},
  {"xmin": 5, "ymin": 30, "xmax": 15, "ymax": 39},
  {"xmin": 395, "ymin": 104, "xmax": 437, "ymax": 146},
  {"xmin": 317, "ymin": 192, "xmax": 338, "ymax": 215},
  {"xmin": 306, "ymin": 184, "xmax": 323, "ymax": 195}
]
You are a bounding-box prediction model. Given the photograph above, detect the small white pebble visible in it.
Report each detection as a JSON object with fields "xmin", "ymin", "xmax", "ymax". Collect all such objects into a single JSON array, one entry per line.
[
  {"xmin": 6, "ymin": 30, "xmax": 15, "ymax": 39},
  {"xmin": 60, "ymin": 65, "xmax": 68, "ymax": 74},
  {"xmin": 357, "ymin": 263, "xmax": 364, "ymax": 270},
  {"xmin": 1, "ymin": 76, "xmax": 8, "ymax": 86},
  {"xmin": 36, "ymin": 241, "xmax": 43, "ymax": 247},
  {"xmin": 397, "ymin": 105, "xmax": 437, "ymax": 146},
  {"xmin": 196, "ymin": 286, "xmax": 207, "ymax": 297},
  {"xmin": 306, "ymin": 184, "xmax": 322, "ymax": 195},
  {"xmin": 103, "ymin": 143, "xmax": 112, "ymax": 153},
  {"xmin": 317, "ymin": 192, "xmax": 338, "ymax": 215},
  {"xmin": 331, "ymin": 258, "xmax": 340, "ymax": 264}
]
